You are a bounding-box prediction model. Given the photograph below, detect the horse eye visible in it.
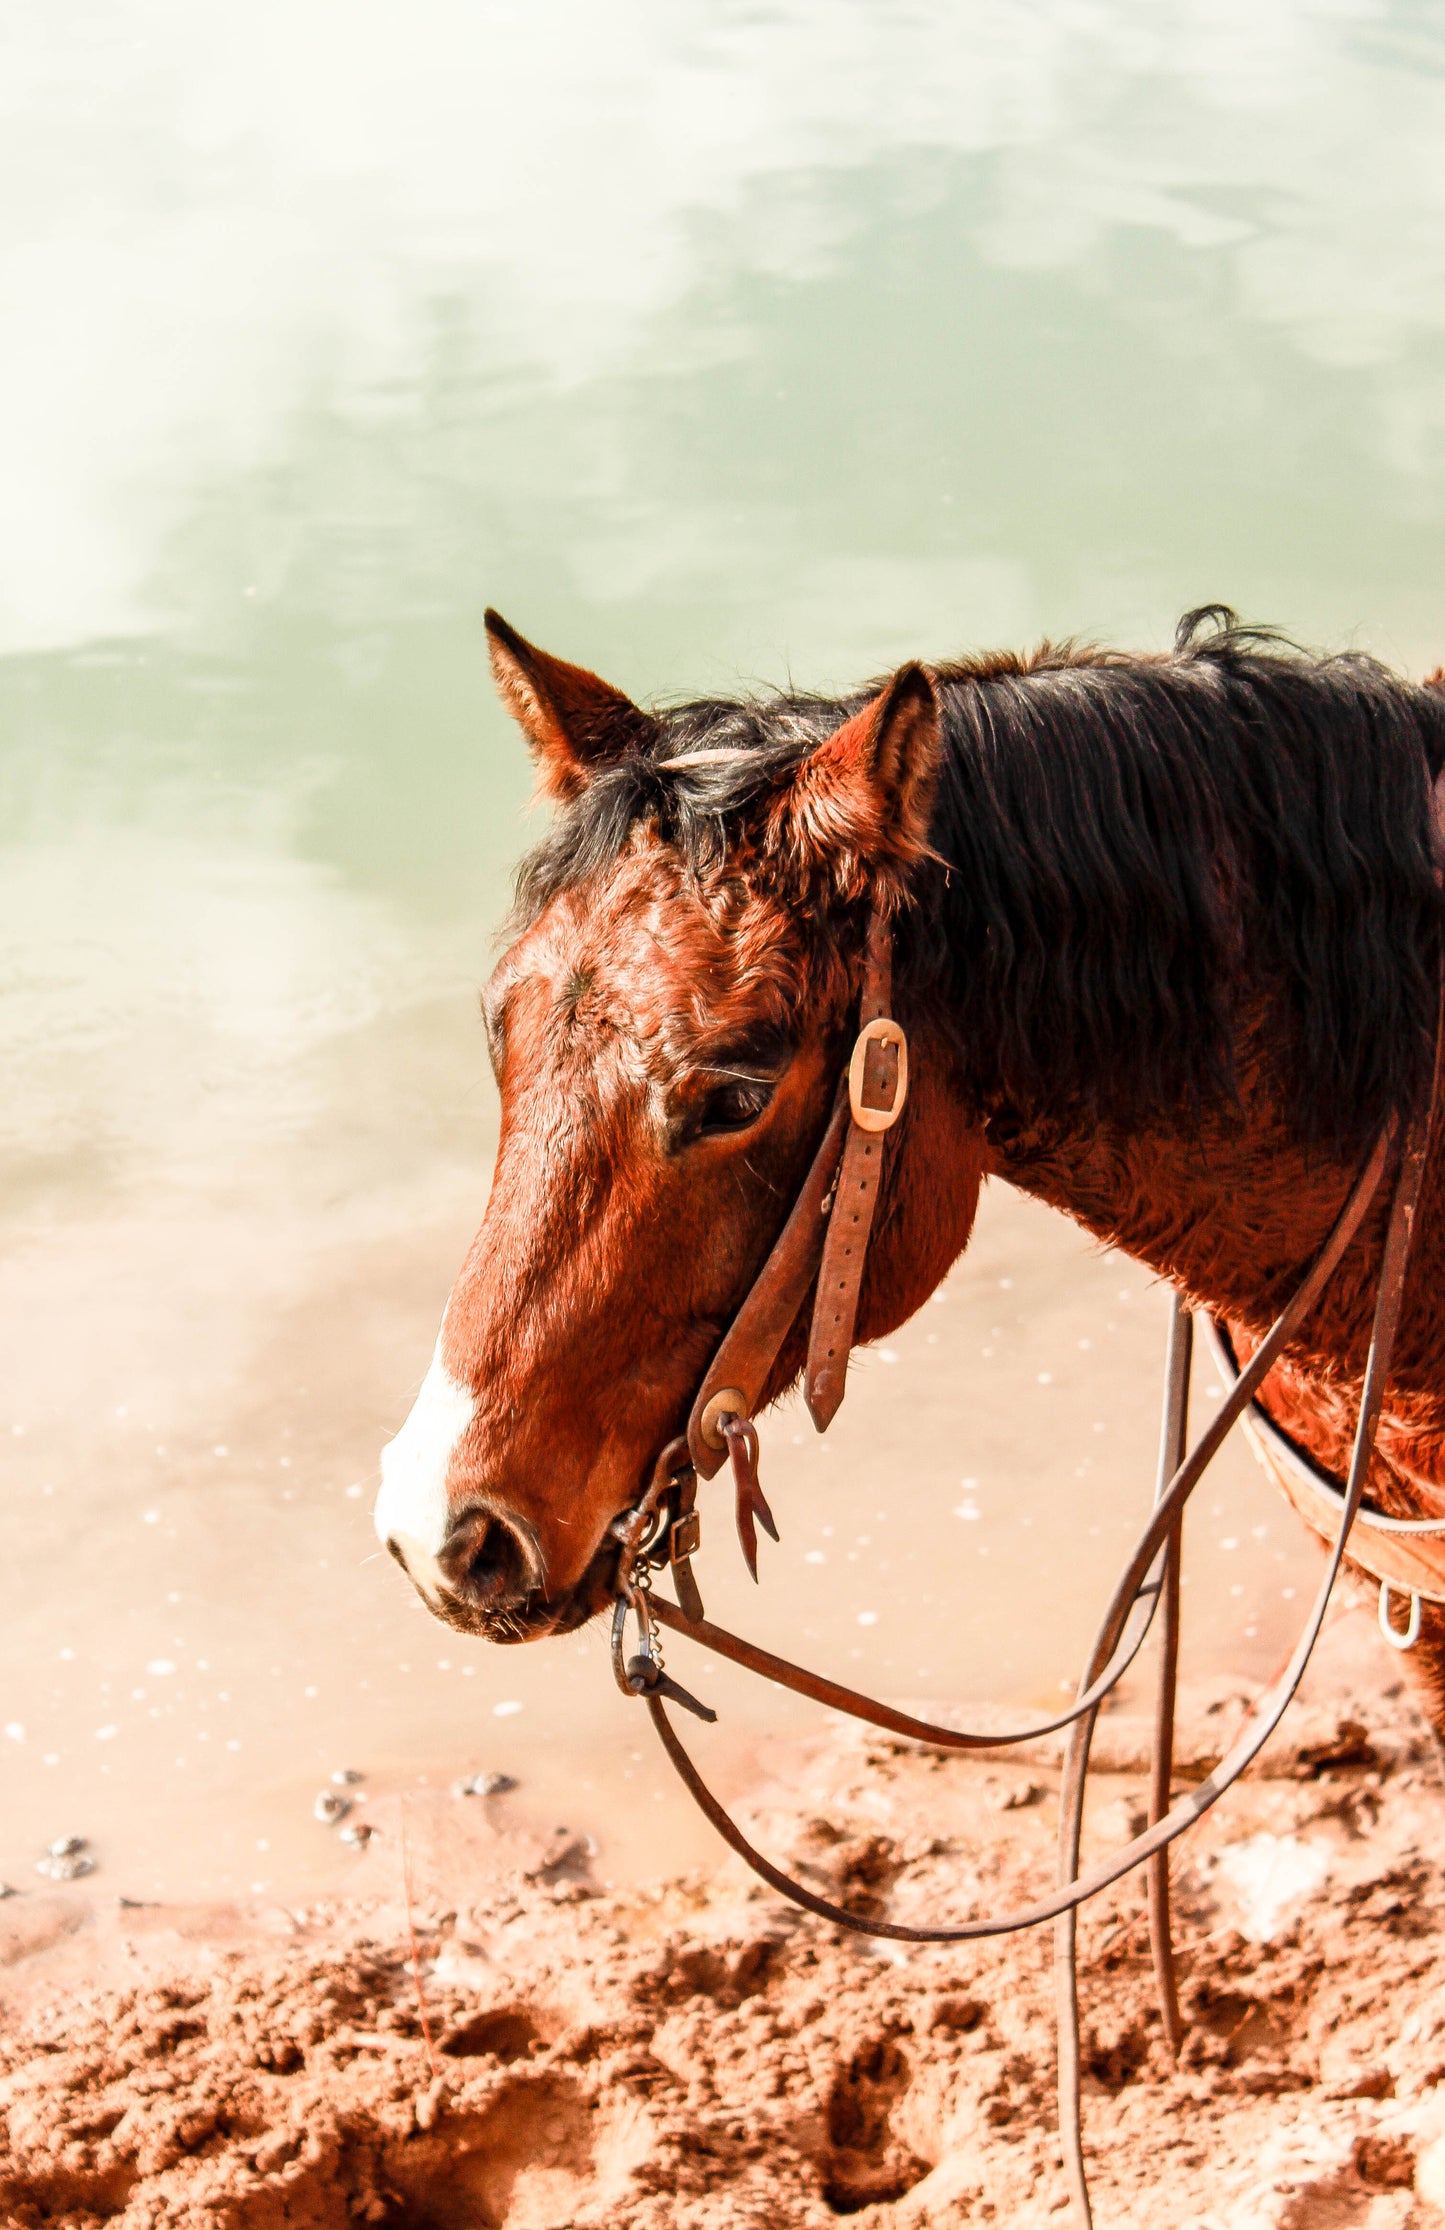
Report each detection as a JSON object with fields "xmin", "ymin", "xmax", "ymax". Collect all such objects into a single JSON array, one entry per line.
[{"xmin": 696, "ymin": 1077, "xmax": 776, "ymax": 1138}]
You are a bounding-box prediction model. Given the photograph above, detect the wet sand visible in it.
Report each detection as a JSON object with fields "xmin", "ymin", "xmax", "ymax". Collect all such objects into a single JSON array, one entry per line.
[
  {"xmin": 0, "ymin": 1171, "xmax": 1329, "ymax": 1909},
  {"xmin": 4, "ymin": 1612, "xmax": 1444, "ymax": 2228}
]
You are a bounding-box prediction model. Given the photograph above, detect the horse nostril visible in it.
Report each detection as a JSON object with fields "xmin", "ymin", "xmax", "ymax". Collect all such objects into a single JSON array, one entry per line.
[
  {"xmin": 440, "ymin": 1509, "xmax": 535, "ymax": 1607},
  {"xmin": 463, "ymin": 1523, "xmax": 509, "ymax": 1597}
]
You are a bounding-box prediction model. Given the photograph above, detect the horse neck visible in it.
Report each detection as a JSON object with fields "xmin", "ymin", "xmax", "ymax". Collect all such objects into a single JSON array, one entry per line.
[
  {"xmin": 907, "ymin": 652, "xmax": 1443, "ymax": 1392},
  {"xmin": 978, "ymin": 1064, "xmax": 1445, "ymax": 1408}
]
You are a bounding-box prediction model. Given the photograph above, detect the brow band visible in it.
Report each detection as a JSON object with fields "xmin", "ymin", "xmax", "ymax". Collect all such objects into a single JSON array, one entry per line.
[{"xmin": 656, "ymin": 749, "xmax": 740, "ymax": 769}]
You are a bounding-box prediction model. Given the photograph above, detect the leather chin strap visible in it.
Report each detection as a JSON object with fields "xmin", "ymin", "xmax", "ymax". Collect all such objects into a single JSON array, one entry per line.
[{"xmin": 682, "ymin": 904, "xmax": 907, "ymax": 1576}]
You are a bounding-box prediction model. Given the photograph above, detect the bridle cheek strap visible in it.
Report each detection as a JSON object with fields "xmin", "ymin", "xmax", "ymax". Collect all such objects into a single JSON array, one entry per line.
[
  {"xmin": 683, "ymin": 1095, "xmax": 848, "ymax": 1478},
  {"xmin": 805, "ymin": 908, "xmax": 906, "ymax": 1427},
  {"xmin": 684, "ymin": 902, "xmax": 907, "ymax": 1476}
]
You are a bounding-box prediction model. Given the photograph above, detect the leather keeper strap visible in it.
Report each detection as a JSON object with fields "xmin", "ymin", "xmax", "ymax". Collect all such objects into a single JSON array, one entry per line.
[{"xmin": 805, "ymin": 911, "xmax": 899, "ymax": 1431}]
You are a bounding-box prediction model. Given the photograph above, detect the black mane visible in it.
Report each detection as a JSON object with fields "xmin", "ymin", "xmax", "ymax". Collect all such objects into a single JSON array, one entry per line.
[{"xmin": 515, "ymin": 610, "xmax": 1445, "ymax": 1151}]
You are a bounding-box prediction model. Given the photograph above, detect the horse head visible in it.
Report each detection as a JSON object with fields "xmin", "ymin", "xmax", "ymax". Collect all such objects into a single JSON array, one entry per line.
[{"xmin": 374, "ymin": 614, "xmax": 988, "ymax": 1638}]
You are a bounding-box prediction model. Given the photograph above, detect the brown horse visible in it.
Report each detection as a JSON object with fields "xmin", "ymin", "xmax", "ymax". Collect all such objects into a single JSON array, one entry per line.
[{"xmin": 375, "ymin": 607, "xmax": 1445, "ymax": 1743}]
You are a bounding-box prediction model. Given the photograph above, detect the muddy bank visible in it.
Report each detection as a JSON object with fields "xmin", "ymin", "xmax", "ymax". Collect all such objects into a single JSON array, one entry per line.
[{"xmin": 4, "ymin": 1619, "xmax": 1445, "ymax": 2229}]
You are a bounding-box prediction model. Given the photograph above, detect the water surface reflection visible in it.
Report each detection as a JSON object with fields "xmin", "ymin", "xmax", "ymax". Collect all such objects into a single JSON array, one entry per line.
[{"xmin": 3, "ymin": 0, "xmax": 1441, "ymax": 1898}]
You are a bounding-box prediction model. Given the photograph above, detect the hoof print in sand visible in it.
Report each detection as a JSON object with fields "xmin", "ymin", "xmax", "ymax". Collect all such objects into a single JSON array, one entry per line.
[
  {"xmin": 442, "ymin": 2006, "xmax": 547, "ymax": 2064},
  {"xmin": 821, "ymin": 2033, "xmax": 931, "ymax": 2215}
]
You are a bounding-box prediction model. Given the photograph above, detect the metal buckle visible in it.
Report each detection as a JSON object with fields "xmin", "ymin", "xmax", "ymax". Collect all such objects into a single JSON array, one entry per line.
[
  {"xmin": 670, "ymin": 1510, "xmax": 701, "ymax": 1562},
  {"xmin": 848, "ymin": 1016, "xmax": 908, "ymax": 1133}
]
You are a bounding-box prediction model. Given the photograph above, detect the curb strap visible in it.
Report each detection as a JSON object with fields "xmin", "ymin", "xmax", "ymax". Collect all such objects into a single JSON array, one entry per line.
[
  {"xmin": 609, "ymin": 1434, "xmax": 707, "ymax": 1625},
  {"xmin": 667, "ymin": 1466, "xmax": 706, "ymax": 1625}
]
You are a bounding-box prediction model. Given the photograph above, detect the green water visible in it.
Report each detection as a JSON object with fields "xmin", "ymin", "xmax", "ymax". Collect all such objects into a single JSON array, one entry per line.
[
  {"xmin": 3, "ymin": 3, "xmax": 1444, "ymax": 1899},
  {"xmin": 7, "ymin": 8, "xmax": 1445, "ymax": 1187}
]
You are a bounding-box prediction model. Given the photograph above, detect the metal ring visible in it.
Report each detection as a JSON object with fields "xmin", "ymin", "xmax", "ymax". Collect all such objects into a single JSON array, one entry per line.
[
  {"xmin": 699, "ymin": 1387, "xmax": 747, "ymax": 1452},
  {"xmin": 1378, "ymin": 1579, "xmax": 1422, "ymax": 1651},
  {"xmin": 611, "ymin": 1586, "xmax": 657, "ymax": 1695}
]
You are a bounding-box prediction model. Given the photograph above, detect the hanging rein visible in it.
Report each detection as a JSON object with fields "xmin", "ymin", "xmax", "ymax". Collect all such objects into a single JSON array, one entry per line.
[{"xmin": 605, "ymin": 883, "xmax": 1445, "ymax": 2228}]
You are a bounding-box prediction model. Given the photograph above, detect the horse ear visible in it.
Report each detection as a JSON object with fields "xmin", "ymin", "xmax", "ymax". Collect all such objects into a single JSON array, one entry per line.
[
  {"xmin": 779, "ymin": 663, "xmax": 941, "ymax": 892},
  {"xmin": 485, "ymin": 609, "xmax": 656, "ymax": 800}
]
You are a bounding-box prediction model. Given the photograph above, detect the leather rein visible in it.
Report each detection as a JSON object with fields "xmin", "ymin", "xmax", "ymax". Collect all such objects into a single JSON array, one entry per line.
[{"xmin": 604, "ymin": 890, "xmax": 1443, "ymax": 2228}]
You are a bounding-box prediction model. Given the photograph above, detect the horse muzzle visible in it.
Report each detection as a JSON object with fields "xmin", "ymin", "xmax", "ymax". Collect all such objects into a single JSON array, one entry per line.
[
  {"xmin": 382, "ymin": 1501, "xmax": 536, "ymax": 1627},
  {"xmin": 384, "ymin": 1501, "xmax": 621, "ymax": 1642}
]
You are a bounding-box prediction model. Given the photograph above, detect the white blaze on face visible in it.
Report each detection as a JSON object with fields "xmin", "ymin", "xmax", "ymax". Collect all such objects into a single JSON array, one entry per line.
[{"xmin": 374, "ymin": 1332, "xmax": 477, "ymax": 1593}]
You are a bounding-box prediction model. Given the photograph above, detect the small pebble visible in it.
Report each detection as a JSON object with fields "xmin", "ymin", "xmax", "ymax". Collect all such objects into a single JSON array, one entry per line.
[
  {"xmin": 313, "ymin": 1792, "xmax": 351, "ymax": 1825},
  {"xmin": 48, "ymin": 1834, "xmax": 86, "ymax": 1858},
  {"xmin": 1094, "ymin": 1795, "xmax": 1149, "ymax": 1843},
  {"xmin": 339, "ymin": 1822, "xmax": 374, "ymax": 1849},
  {"xmin": 927, "ymin": 1994, "xmax": 985, "ymax": 2035},
  {"xmin": 36, "ymin": 1851, "xmax": 94, "ymax": 1882},
  {"xmin": 453, "ymin": 1771, "xmax": 518, "ymax": 1799},
  {"xmin": 331, "ymin": 1767, "xmax": 364, "ymax": 1786},
  {"xmin": 0, "ymin": 1881, "xmax": 15, "ymax": 1899},
  {"xmin": 414, "ymin": 2076, "xmax": 447, "ymax": 2132},
  {"xmin": 1418, "ymin": 2134, "xmax": 1445, "ymax": 2209},
  {"xmin": 253, "ymin": 2129, "xmax": 300, "ymax": 2175},
  {"xmin": 989, "ymin": 1781, "xmax": 1044, "ymax": 1813}
]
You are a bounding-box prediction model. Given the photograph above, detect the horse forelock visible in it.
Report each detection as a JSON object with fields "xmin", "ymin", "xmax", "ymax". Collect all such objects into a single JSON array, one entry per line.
[
  {"xmin": 510, "ymin": 690, "xmax": 857, "ymax": 932},
  {"xmin": 507, "ymin": 610, "xmax": 1445, "ymax": 1155}
]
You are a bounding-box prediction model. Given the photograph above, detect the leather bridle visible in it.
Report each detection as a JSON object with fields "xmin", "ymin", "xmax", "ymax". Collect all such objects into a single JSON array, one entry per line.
[{"xmin": 604, "ymin": 884, "xmax": 1443, "ymax": 2230}]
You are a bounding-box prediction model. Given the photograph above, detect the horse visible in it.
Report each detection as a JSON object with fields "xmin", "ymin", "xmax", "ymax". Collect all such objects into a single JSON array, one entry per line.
[{"xmin": 374, "ymin": 604, "xmax": 1445, "ymax": 1752}]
